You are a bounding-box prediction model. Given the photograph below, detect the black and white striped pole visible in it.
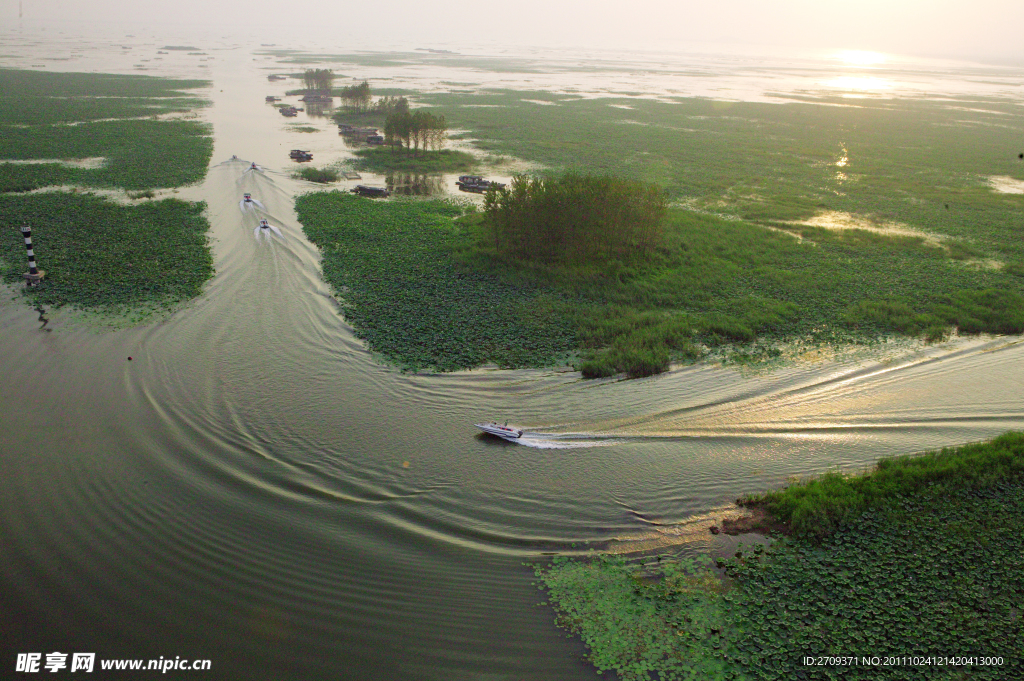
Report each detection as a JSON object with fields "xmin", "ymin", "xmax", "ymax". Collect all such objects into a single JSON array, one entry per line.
[{"xmin": 20, "ymin": 224, "xmax": 45, "ymax": 286}]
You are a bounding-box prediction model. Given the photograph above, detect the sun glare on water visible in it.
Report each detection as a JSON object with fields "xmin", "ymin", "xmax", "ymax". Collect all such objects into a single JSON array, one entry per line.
[{"xmin": 825, "ymin": 75, "xmax": 892, "ymax": 92}]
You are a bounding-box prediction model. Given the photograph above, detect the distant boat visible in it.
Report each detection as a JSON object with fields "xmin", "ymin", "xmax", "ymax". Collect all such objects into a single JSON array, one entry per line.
[
  {"xmin": 475, "ymin": 422, "xmax": 524, "ymax": 440},
  {"xmin": 456, "ymin": 175, "xmax": 506, "ymax": 193}
]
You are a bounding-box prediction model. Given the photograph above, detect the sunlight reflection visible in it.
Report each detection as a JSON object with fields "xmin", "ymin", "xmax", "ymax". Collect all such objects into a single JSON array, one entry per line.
[{"xmin": 826, "ymin": 76, "xmax": 892, "ymax": 91}]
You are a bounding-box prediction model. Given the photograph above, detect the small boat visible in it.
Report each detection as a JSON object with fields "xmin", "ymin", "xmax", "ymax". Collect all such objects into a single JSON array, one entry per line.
[
  {"xmin": 456, "ymin": 176, "xmax": 506, "ymax": 193},
  {"xmin": 475, "ymin": 421, "xmax": 524, "ymax": 440},
  {"xmin": 243, "ymin": 193, "xmax": 252, "ymax": 202},
  {"xmin": 259, "ymin": 219, "xmax": 270, "ymax": 229},
  {"xmin": 352, "ymin": 185, "xmax": 390, "ymax": 198}
]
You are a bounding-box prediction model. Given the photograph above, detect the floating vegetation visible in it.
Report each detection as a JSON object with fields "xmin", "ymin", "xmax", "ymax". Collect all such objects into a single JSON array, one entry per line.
[
  {"xmin": 352, "ymin": 147, "xmax": 476, "ymax": 174},
  {"xmin": 295, "ymin": 191, "xmax": 576, "ymax": 371},
  {"xmin": 293, "ymin": 166, "xmax": 340, "ymax": 183},
  {"xmin": 289, "ymin": 126, "xmax": 319, "ymax": 133},
  {"xmin": 419, "ymin": 89, "xmax": 1024, "ymax": 264},
  {"xmin": 0, "ymin": 119, "xmax": 213, "ymax": 190},
  {"xmin": 0, "ymin": 69, "xmax": 212, "ymax": 191},
  {"xmin": 535, "ymin": 432, "xmax": 1024, "ymax": 680},
  {"xmin": 0, "ymin": 70, "xmax": 214, "ymax": 319},
  {"xmin": 0, "ymin": 192, "xmax": 214, "ymax": 311},
  {"xmin": 459, "ymin": 204, "xmax": 1024, "ymax": 377}
]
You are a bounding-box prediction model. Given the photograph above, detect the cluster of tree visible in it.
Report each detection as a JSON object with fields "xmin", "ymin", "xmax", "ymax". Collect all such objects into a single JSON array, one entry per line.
[
  {"xmin": 301, "ymin": 68, "xmax": 335, "ymax": 92},
  {"xmin": 483, "ymin": 173, "xmax": 667, "ymax": 263},
  {"xmin": 373, "ymin": 96, "xmax": 409, "ymax": 117},
  {"xmin": 339, "ymin": 80, "xmax": 372, "ymax": 110},
  {"xmin": 383, "ymin": 111, "xmax": 449, "ymax": 153}
]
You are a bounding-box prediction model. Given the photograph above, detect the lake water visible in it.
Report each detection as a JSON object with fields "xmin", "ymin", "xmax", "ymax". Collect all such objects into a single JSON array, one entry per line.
[{"xmin": 2, "ymin": 27, "xmax": 1023, "ymax": 680}]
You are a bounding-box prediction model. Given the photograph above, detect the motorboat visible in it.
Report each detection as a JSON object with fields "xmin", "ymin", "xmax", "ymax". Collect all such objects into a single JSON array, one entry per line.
[
  {"xmin": 475, "ymin": 421, "xmax": 524, "ymax": 440},
  {"xmin": 250, "ymin": 162, "xmax": 259, "ymax": 170},
  {"xmin": 243, "ymin": 193, "xmax": 253, "ymax": 202},
  {"xmin": 259, "ymin": 219, "xmax": 270, "ymax": 229}
]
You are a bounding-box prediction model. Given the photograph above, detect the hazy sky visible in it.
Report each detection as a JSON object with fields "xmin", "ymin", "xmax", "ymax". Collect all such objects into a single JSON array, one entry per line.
[{"xmin": 2, "ymin": 0, "xmax": 1023, "ymax": 62}]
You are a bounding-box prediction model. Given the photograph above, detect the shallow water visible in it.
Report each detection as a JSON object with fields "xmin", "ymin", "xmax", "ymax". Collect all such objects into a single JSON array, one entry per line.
[{"xmin": 2, "ymin": 30, "xmax": 1024, "ymax": 680}]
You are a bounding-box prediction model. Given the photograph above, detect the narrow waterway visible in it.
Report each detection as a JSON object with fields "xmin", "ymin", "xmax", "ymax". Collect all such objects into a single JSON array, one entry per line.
[{"xmin": 2, "ymin": 38, "xmax": 1024, "ymax": 680}]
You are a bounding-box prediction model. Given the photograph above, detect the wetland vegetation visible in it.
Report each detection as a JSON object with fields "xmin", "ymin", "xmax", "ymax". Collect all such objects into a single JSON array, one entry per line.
[
  {"xmin": 0, "ymin": 69, "xmax": 214, "ymax": 314},
  {"xmin": 296, "ymin": 84, "xmax": 1024, "ymax": 377},
  {"xmin": 535, "ymin": 432, "xmax": 1024, "ymax": 680},
  {"xmin": 293, "ymin": 166, "xmax": 340, "ymax": 183},
  {"xmin": 352, "ymin": 147, "xmax": 474, "ymax": 174},
  {"xmin": 297, "ymin": 180, "xmax": 1024, "ymax": 377},
  {"xmin": 0, "ymin": 193, "xmax": 214, "ymax": 314}
]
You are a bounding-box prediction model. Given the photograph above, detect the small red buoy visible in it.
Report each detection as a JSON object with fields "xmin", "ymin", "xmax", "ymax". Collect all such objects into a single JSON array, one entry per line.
[{"xmin": 128, "ymin": 356, "xmax": 133, "ymax": 361}]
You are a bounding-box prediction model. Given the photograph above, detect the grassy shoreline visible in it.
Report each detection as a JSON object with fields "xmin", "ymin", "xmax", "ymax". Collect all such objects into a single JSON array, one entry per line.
[{"xmin": 535, "ymin": 432, "xmax": 1024, "ymax": 680}]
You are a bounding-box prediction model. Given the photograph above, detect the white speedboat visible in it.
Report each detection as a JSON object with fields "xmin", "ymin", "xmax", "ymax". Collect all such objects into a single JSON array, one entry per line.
[{"xmin": 475, "ymin": 421, "xmax": 524, "ymax": 440}]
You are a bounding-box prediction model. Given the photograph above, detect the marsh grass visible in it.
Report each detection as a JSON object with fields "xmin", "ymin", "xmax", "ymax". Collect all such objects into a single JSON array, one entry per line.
[{"xmin": 535, "ymin": 433, "xmax": 1024, "ymax": 680}]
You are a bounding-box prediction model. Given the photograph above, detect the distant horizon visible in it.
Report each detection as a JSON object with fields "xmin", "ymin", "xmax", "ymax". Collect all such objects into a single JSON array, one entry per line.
[{"xmin": 1, "ymin": 1, "xmax": 1022, "ymax": 66}]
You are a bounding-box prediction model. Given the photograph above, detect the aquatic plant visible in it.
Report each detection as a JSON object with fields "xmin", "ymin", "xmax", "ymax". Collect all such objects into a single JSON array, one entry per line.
[
  {"xmin": 0, "ymin": 69, "xmax": 213, "ymax": 191},
  {"xmin": 0, "ymin": 192, "xmax": 213, "ymax": 311},
  {"xmin": 0, "ymin": 119, "xmax": 213, "ymax": 190},
  {"xmin": 351, "ymin": 148, "xmax": 475, "ymax": 174},
  {"xmin": 419, "ymin": 89, "xmax": 1024, "ymax": 263},
  {"xmin": 535, "ymin": 433, "xmax": 1024, "ymax": 680},
  {"xmin": 293, "ymin": 166, "xmax": 340, "ymax": 183},
  {"xmin": 296, "ymin": 191, "xmax": 576, "ymax": 371},
  {"xmin": 743, "ymin": 430, "xmax": 1024, "ymax": 539}
]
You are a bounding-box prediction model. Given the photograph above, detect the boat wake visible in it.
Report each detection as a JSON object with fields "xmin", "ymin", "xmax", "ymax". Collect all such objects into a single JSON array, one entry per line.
[
  {"xmin": 254, "ymin": 223, "xmax": 283, "ymax": 241},
  {"xmin": 513, "ymin": 432, "xmax": 621, "ymax": 449}
]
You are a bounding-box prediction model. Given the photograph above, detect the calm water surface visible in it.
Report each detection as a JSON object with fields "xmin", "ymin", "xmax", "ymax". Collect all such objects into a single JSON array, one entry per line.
[{"xmin": 2, "ymin": 30, "xmax": 1023, "ymax": 680}]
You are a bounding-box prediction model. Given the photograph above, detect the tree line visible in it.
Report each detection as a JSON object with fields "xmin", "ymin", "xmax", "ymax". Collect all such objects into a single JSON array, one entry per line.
[
  {"xmin": 301, "ymin": 69, "xmax": 335, "ymax": 92},
  {"xmin": 339, "ymin": 80, "xmax": 372, "ymax": 110},
  {"xmin": 483, "ymin": 173, "xmax": 667, "ymax": 263},
  {"xmin": 383, "ymin": 111, "xmax": 449, "ymax": 153}
]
